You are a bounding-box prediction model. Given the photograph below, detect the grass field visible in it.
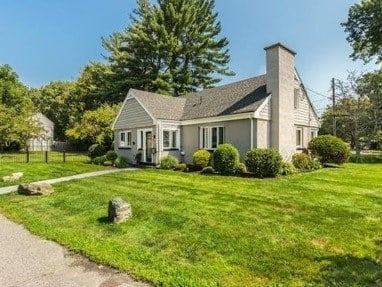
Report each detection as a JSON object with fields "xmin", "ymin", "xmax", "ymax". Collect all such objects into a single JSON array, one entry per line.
[
  {"xmin": 0, "ymin": 162, "xmax": 106, "ymax": 187},
  {"xmin": 0, "ymin": 164, "xmax": 381, "ymax": 286}
]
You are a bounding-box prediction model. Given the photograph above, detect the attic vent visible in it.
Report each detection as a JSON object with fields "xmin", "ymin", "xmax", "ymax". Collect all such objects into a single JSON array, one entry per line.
[{"xmin": 294, "ymin": 88, "xmax": 300, "ymax": 109}]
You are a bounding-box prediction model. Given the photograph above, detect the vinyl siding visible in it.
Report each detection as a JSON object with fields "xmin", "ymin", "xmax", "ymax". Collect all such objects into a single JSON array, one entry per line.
[
  {"xmin": 258, "ymin": 98, "xmax": 271, "ymax": 120},
  {"xmin": 294, "ymin": 90, "xmax": 320, "ymax": 127},
  {"xmin": 114, "ymin": 98, "xmax": 153, "ymax": 130}
]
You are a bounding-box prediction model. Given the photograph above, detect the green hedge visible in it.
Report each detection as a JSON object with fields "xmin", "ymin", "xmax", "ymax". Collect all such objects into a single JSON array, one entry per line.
[
  {"xmin": 212, "ymin": 144, "xmax": 240, "ymax": 175},
  {"xmin": 245, "ymin": 148, "xmax": 282, "ymax": 178},
  {"xmin": 308, "ymin": 135, "xmax": 350, "ymax": 165}
]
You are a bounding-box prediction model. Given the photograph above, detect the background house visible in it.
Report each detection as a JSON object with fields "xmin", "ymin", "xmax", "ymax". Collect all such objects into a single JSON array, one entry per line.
[
  {"xmin": 28, "ymin": 113, "xmax": 54, "ymax": 151},
  {"xmin": 113, "ymin": 43, "xmax": 320, "ymax": 164}
]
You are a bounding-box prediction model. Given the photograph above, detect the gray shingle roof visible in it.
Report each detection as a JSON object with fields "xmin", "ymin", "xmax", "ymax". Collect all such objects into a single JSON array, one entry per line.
[
  {"xmin": 130, "ymin": 75, "xmax": 269, "ymax": 121},
  {"xmin": 130, "ymin": 89, "xmax": 186, "ymax": 121}
]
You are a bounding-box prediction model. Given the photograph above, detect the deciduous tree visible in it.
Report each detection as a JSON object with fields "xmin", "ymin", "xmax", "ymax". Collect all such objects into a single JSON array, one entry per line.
[{"xmin": 342, "ymin": 0, "xmax": 382, "ymax": 63}]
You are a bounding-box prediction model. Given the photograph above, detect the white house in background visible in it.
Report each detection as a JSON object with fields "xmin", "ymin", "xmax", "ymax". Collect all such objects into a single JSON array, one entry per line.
[
  {"xmin": 112, "ymin": 43, "xmax": 320, "ymax": 165},
  {"xmin": 28, "ymin": 113, "xmax": 54, "ymax": 151}
]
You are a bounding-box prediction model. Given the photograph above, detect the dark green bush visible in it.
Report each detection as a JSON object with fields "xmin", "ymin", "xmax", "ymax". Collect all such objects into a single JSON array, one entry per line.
[
  {"xmin": 245, "ymin": 148, "xmax": 282, "ymax": 178},
  {"xmin": 105, "ymin": 150, "xmax": 118, "ymax": 162},
  {"xmin": 308, "ymin": 135, "xmax": 350, "ymax": 165},
  {"xmin": 212, "ymin": 144, "xmax": 240, "ymax": 175},
  {"xmin": 279, "ymin": 161, "xmax": 297, "ymax": 176},
  {"xmin": 192, "ymin": 149, "xmax": 211, "ymax": 170},
  {"xmin": 174, "ymin": 163, "xmax": 188, "ymax": 172},
  {"xmin": 115, "ymin": 156, "xmax": 129, "ymax": 168},
  {"xmin": 88, "ymin": 144, "xmax": 105, "ymax": 159},
  {"xmin": 159, "ymin": 155, "xmax": 179, "ymax": 170},
  {"xmin": 201, "ymin": 166, "xmax": 215, "ymax": 174},
  {"xmin": 292, "ymin": 153, "xmax": 310, "ymax": 170},
  {"xmin": 349, "ymin": 154, "xmax": 382, "ymax": 163},
  {"xmin": 236, "ymin": 162, "xmax": 247, "ymax": 175},
  {"xmin": 92, "ymin": 155, "xmax": 107, "ymax": 165}
]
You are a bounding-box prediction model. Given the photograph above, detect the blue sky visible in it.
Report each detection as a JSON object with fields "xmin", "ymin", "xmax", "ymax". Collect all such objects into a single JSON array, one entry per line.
[{"xmin": 0, "ymin": 0, "xmax": 378, "ymax": 114}]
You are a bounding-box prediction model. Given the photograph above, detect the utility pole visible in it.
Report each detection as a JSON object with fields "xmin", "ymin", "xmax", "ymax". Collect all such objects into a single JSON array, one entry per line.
[{"xmin": 331, "ymin": 78, "xmax": 336, "ymax": 136}]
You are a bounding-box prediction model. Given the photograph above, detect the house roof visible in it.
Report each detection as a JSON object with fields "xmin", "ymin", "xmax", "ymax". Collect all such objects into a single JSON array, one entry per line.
[
  {"xmin": 180, "ymin": 75, "xmax": 268, "ymax": 120},
  {"xmin": 130, "ymin": 89, "xmax": 186, "ymax": 121},
  {"xmin": 130, "ymin": 74, "xmax": 269, "ymax": 121}
]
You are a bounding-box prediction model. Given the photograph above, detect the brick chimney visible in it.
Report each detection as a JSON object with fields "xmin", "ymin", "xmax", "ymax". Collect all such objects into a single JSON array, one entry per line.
[{"xmin": 264, "ymin": 43, "xmax": 296, "ymax": 159}]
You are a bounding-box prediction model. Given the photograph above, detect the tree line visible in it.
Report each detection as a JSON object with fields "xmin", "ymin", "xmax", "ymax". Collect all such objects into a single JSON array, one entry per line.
[
  {"xmin": 0, "ymin": 0, "xmax": 231, "ymax": 151},
  {"xmin": 0, "ymin": 0, "xmax": 380, "ymax": 152}
]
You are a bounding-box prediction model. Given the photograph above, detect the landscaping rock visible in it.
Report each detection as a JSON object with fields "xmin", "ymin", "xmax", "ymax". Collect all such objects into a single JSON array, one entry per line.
[
  {"xmin": 17, "ymin": 182, "xmax": 54, "ymax": 196},
  {"xmin": 108, "ymin": 197, "xmax": 132, "ymax": 223}
]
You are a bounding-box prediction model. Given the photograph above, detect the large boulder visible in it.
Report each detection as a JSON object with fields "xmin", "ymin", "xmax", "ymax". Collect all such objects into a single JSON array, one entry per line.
[
  {"xmin": 17, "ymin": 182, "xmax": 54, "ymax": 196},
  {"xmin": 108, "ymin": 197, "xmax": 132, "ymax": 223}
]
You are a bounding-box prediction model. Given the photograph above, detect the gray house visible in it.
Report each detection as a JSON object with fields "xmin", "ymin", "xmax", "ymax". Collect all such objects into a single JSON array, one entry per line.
[
  {"xmin": 28, "ymin": 113, "xmax": 54, "ymax": 151},
  {"xmin": 112, "ymin": 43, "xmax": 320, "ymax": 164}
]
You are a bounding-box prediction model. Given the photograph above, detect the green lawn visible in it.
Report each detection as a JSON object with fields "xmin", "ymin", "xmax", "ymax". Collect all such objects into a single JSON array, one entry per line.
[
  {"xmin": 0, "ymin": 164, "xmax": 381, "ymax": 286},
  {"xmin": 0, "ymin": 162, "xmax": 106, "ymax": 187}
]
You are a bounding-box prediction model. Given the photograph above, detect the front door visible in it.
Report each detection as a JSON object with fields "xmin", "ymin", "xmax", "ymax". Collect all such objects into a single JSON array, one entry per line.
[{"xmin": 145, "ymin": 131, "xmax": 153, "ymax": 163}]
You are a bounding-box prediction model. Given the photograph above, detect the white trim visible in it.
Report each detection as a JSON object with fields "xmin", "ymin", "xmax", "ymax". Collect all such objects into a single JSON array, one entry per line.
[
  {"xmin": 182, "ymin": 112, "xmax": 254, "ymax": 125},
  {"xmin": 253, "ymin": 95, "xmax": 272, "ymax": 119},
  {"xmin": 250, "ymin": 117, "xmax": 254, "ymax": 149},
  {"xmin": 112, "ymin": 90, "xmax": 131, "ymax": 130},
  {"xmin": 118, "ymin": 130, "xmax": 132, "ymax": 148},
  {"xmin": 157, "ymin": 119, "xmax": 182, "ymax": 125},
  {"xmin": 137, "ymin": 128, "xmax": 153, "ymax": 162},
  {"xmin": 296, "ymin": 127, "xmax": 303, "ymax": 149},
  {"xmin": 199, "ymin": 126, "xmax": 225, "ymax": 150}
]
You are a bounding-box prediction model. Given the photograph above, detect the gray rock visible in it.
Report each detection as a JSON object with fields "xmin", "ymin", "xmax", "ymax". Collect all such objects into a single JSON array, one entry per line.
[
  {"xmin": 108, "ymin": 197, "xmax": 132, "ymax": 223},
  {"xmin": 17, "ymin": 182, "xmax": 54, "ymax": 196}
]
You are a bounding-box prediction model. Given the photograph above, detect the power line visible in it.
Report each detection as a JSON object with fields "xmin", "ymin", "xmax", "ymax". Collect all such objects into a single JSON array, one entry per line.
[{"xmin": 305, "ymin": 87, "xmax": 328, "ymax": 99}]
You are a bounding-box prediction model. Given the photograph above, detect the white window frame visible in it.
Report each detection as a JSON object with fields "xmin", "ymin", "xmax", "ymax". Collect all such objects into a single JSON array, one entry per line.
[
  {"xmin": 296, "ymin": 127, "xmax": 303, "ymax": 149},
  {"xmin": 119, "ymin": 130, "xmax": 132, "ymax": 148},
  {"xmin": 162, "ymin": 128, "xmax": 179, "ymax": 150},
  {"xmin": 310, "ymin": 129, "xmax": 318, "ymax": 140},
  {"xmin": 199, "ymin": 126, "xmax": 225, "ymax": 150}
]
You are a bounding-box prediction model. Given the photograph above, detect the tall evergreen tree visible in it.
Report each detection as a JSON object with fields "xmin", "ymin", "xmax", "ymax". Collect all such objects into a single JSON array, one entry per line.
[{"xmin": 103, "ymin": 0, "xmax": 233, "ymax": 96}]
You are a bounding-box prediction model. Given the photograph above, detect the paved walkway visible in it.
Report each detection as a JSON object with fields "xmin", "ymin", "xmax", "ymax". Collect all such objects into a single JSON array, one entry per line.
[
  {"xmin": 0, "ymin": 168, "xmax": 136, "ymax": 195},
  {"xmin": 0, "ymin": 214, "xmax": 149, "ymax": 287},
  {"xmin": 0, "ymin": 167, "xmax": 149, "ymax": 287}
]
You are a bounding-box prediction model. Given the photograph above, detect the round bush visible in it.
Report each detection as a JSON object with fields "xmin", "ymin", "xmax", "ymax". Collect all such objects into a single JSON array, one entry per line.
[
  {"xmin": 201, "ymin": 166, "xmax": 215, "ymax": 174},
  {"xmin": 245, "ymin": 148, "xmax": 282, "ymax": 178},
  {"xmin": 192, "ymin": 149, "xmax": 211, "ymax": 170},
  {"xmin": 236, "ymin": 162, "xmax": 247, "ymax": 175},
  {"xmin": 103, "ymin": 160, "xmax": 113, "ymax": 166},
  {"xmin": 292, "ymin": 153, "xmax": 310, "ymax": 170},
  {"xmin": 115, "ymin": 156, "xmax": 129, "ymax": 168},
  {"xmin": 159, "ymin": 155, "xmax": 179, "ymax": 170},
  {"xmin": 88, "ymin": 144, "xmax": 105, "ymax": 159},
  {"xmin": 308, "ymin": 135, "xmax": 350, "ymax": 165},
  {"xmin": 105, "ymin": 150, "xmax": 118, "ymax": 162},
  {"xmin": 92, "ymin": 155, "xmax": 107, "ymax": 165},
  {"xmin": 279, "ymin": 161, "xmax": 297, "ymax": 176},
  {"xmin": 212, "ymin": 144, "xmax": 240, "ymax": 175},
  {"xmin": 174, "ymin": 163, "xmax": 187, "ymax": 172}
]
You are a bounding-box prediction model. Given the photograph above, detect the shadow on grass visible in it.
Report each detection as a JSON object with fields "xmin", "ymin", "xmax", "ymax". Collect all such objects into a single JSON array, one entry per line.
[
  {"xmin": 97, "ymin": 216, "xmax": 111, "ymax": 224},
  {"xmin": 318, "ymin": 240, "xmax": 382, "ymax": 286}
]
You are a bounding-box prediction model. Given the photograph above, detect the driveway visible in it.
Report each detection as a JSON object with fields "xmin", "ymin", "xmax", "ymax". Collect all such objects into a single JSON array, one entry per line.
[{"xmin": 0, "ymin": 214, "xmax": 150, "ymax": 287}]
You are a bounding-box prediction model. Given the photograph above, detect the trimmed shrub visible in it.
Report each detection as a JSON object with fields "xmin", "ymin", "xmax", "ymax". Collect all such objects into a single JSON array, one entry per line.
[
  {"xmin": 192, "ymin": 149, "xmax": 211, "ymax": 170},
  {"xmin": 88, "ymin": 144, "xmax": 105, "ymax": 159},
  {"xmin": 245, "ymin": 148, "xmax": 282, "ymax": 178},
  {"xmin": 159, "ymin": 155, "xmax": 179, "ymax": 170},
  {"xmin": 212, "ymin": 144, "xmax": 240, "ymax": 175},
  {"xmin": 292, "ymin": 153, "xmax": 310, "ymax": 170},
  {"xmin": 115, "ymin": 156, "xmax": 129, "ymax": 168},
  {"xmin": 103, "ymin": 160, "xmax": 113, "ymax": 166},
  {"xmin": 279, "ymin": 161, "xmax": 297, "ymax": 176},
  {"xmin": 201, "ymin": 166, "xmax": 215, "ymax": 174},
  {"xmin": 308, "ymin": 135, "xmax": 350, "ymax": 165},
  {"xmin": 92, "ymin": 155, "xmax": 107, "ymax": 165},
  {"xmin": 307, "ymin": 158, "xmax": 322, "ymax": 170},
  {"xmin": 174, "ymin": 163, "xmax": 188, "ymax": 172},
  {"xmin": 236, "ymin": 162, "xmax": 247, "ymax": 175},
  {"xmin": 105, "ymin": 150, "xmax": 118, "ymax": 162}
]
